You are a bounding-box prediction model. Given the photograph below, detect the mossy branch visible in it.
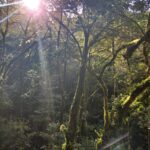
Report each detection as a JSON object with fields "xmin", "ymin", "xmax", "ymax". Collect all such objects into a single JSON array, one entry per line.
[
  {"xmin": 124, "ymin": 29, "xmax": 150, "ymax": 59},
  {"xmin": 123, "ymin": 76, "xmax": 150, "ymax": 110}
]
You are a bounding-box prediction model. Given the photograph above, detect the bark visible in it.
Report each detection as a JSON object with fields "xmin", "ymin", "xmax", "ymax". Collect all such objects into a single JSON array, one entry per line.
[{"xmin": 65, "ymin": 32, "xmax": 89, "ymax": 150}]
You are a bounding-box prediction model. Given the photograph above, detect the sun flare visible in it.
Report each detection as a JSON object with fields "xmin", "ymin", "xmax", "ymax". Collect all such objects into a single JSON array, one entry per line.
[{"xmin": 23, "ymin": 0, "xmax": 40, "ymax": 10}]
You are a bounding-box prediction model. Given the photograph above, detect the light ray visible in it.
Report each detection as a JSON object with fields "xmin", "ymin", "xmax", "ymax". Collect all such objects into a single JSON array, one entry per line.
[
  {"xmin": 0, "ymin": 1, "xmax": 23, "ymax": 8},
  {"xmin": 37, "ymin": 30, "xmax": 54, "ymax": 119},
  {"xmin": 0, "ymin": 9, "xmax": 19, "ymax": 24}
]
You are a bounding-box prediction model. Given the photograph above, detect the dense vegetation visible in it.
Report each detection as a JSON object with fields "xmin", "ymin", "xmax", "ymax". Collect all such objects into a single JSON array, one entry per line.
[{"xmin": 0, "ymin": 0, "xmax": 150, "ymax": 149}]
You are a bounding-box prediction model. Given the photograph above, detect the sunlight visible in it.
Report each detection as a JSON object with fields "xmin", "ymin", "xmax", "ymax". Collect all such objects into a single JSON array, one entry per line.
[
  {"xmin": 37, "ymin": 31, "xmax": 54, "ymax": 118},
  {"xmin": 23, "ymin": 0, "xmax": 40, "ymax": 10}
]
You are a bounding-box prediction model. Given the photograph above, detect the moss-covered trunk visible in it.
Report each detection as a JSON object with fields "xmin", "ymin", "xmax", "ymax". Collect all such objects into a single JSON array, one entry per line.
[
  {"xmin": 65, "ymin": 32, "xmax": 89, "ymax": 150},
  {"xmin": 143, "ymin": 12, "xmax": 150, "ymax": 75}
]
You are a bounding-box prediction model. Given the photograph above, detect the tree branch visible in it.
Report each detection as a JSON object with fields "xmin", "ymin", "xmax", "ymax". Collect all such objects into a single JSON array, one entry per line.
[
  {"xmin": 123, "ymin": 76, "xmax": 150, "ymax": 110},
  {"xmin": 49, "ymin": 12, "xmax": 82, "ymax": 57}
]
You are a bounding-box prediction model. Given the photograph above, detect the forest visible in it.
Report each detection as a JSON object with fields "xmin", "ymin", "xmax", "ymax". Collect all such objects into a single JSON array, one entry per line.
[{"xmin": 0, "ymin": 0, "xmax": 150, "ymax": 150}]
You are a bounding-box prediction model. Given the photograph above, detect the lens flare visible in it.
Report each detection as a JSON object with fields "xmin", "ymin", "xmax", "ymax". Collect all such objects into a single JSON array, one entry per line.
[{"xmin": 23, "ymin": 0, "xmax": 40, "ymax": 10}]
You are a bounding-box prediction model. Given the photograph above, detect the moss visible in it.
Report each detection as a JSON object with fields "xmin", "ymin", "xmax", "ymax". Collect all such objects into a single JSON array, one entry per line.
[
  {"xmin": 62, "ymin": 143, "xmax": 66, "ymax": 150},
  {"xmin": 60, "ymin": 124, "xmax": 67, "ymax": 133},
  {"xmin": 95, "ymin": 129, "xmax": 104, "ymax": 150}
]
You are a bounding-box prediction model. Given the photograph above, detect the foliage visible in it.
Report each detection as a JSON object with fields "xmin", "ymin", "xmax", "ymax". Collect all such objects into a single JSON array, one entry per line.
[{"xmin": 0, "ymin": 119, "xmax": 30, "ymax": 150}]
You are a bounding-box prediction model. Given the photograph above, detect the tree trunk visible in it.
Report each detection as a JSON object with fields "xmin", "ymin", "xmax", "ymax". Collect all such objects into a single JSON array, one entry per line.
[
  {"xmin": 99, "ymin": 79, "xmax": 109, "ymax": 131},
  {"xmin": 143, "ymin": 13, "xmax": 150, "ymax": 75},
  {"xmin": 65, "ymin": 32, "xmax": 89, "ymax": 150},
  {"xmin": 148, "ymin": 125, "xmax": 150, "ymax": 150},
  {"xmin": 57, "ymin": 58, "xmax": 66, "ymax": 123}
]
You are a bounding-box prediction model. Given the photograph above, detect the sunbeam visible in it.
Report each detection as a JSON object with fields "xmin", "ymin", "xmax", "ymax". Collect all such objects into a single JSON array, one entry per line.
[
  {"xmin": 0, "ymin": 9, "xmax": 19, "ymax": 24},
  {"xmin": 0, "ymin": 1, "xmax": 23, "ymax": 8},
  {"xmin": 37, "ymin": 31, "xmax": 54, "ymax": 119}
]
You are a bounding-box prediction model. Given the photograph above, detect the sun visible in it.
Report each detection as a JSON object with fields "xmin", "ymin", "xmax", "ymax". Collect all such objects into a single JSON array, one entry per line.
[{"xmin": 23, "ymin": 0, "xmax": 40, "ymax": 10}]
